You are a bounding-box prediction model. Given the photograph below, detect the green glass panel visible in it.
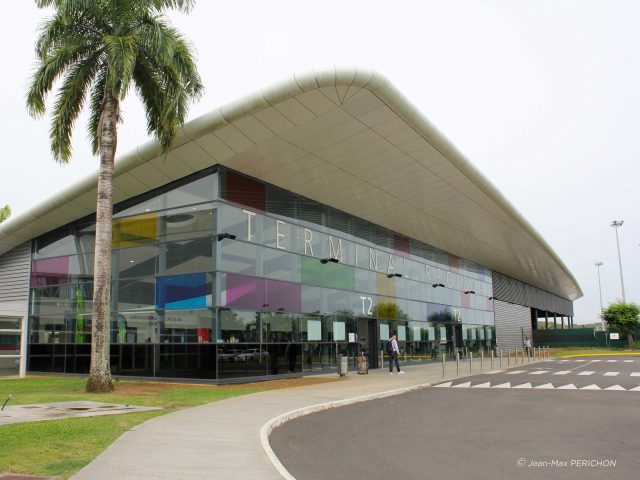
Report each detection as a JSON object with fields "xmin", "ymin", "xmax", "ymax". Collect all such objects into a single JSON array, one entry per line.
[{"xmin": 301, "ymin": 256, "xmax": 354, "ymax": 291}]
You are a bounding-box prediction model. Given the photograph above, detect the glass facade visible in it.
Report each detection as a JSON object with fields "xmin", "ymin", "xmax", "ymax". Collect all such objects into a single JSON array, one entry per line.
[{"xmin": 27, "ymin": 166, "xmax": 495, "ymax": 381}]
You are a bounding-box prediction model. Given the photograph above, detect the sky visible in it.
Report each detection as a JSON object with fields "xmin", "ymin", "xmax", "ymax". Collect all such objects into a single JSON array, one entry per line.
[{"xmin": 1, "ymin": 0, "xmax": 638, "ymax": 324}]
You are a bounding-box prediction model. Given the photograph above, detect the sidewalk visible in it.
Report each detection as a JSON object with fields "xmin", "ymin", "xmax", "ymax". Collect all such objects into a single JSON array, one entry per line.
[{"xmin": 72, "ymin": 355, "xmax": 545, "ymax": 480}]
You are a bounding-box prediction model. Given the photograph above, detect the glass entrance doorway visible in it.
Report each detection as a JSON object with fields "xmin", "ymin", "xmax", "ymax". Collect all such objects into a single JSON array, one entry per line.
[{"xmin": 357, "ymin": 317, "xmax": 378, "ymax": 369}]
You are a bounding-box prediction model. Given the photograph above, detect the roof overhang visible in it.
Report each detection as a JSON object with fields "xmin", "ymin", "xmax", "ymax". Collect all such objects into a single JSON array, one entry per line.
[{"xmin": 0, "ymin": 66, "xmax": 582, "ymax": 301}]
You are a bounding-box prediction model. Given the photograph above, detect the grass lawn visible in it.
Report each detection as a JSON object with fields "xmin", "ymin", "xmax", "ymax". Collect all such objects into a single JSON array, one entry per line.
[{"xmin": 0, "ymin": 375, "xmax": 332, "ymax": 478}]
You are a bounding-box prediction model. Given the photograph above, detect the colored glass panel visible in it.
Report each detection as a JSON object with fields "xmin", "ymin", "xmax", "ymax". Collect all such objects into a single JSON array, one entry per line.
[
  {"xmin": 112, "ymin": 213, "xmax": 158, "ymax": 248},
  {"xmin": 300, "ymin": 256, "xmax": 354, "ymax": 291},
  {"xmin": 31, "ymin": 257, "xmax": 70, "ymax": 286},
  {"xmin": 224, "ymin": 273, "xmax": 267, "ymax": 310},
  {"xmin": 157, "ymin": 273, "xmax": 207, "ymax": 309},
  {"xmin": 225, "ymin": 170, "xmax": 266, "ymax": 211},
  {"xmin": 266, "ymin": 279, "xmax": 301, "ymax": 313}
]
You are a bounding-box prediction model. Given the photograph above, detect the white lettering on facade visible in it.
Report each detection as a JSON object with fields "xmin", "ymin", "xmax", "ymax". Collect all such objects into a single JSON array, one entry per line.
[
  {"xmin": 328, "ymin": 236, "xmax": 343, "ymax": 261},
  {"xmin": 276, "ymin": 220, "xmax": 286, "ymax": 250},
  {"xmin": 425, "ymin": 265, "xmax": 432, "ymax": 283},
  {"xmin": 387, "ymin": 254, "xmax": 396, "ymax": 275},
  {"xmin": 304, "ymin": 228, "xmax": 314, "ymax": 256},
  {"xmin": 242, "ymin": 209, "xmax": 256, "ymax": 241},
  {"xmin": 369, "ymin": 248, "xmax": 378, "ymax": 271},
  {"xmin": 360, "ymin": 296, "xmax": 373, "ymax": 316}
]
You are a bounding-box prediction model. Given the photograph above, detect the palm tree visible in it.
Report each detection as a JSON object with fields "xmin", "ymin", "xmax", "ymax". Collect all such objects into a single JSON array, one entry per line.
[
  {"xmin": 26, "ymin": 0, "xmax": 203, "ymax": 392},
  {"xmin": 0, "ymin": 205, "xmax": 10, "ymax": 223}
]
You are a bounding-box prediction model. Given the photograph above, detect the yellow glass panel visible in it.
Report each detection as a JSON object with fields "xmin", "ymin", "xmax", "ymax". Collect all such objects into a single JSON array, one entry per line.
[{"xmin": 112, "ymin": 214, "xmax": 158, "ymax": 248}]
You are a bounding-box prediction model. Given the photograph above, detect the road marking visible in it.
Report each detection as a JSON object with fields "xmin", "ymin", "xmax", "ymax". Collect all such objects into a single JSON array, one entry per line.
[
  {"xmin": 629, "ymin": 386, "xmax": 640, "ymax": 391},
  {"xmin": 512, "ymin": 383, "xmax": 533, "ymax": 389},
  {"xmin": 492, "ymin": 382, "xmax": 511, "ymax": 389},
  {"xmin": 575, "ymin": 360, "xmax": 586, "ymax": 362},
  {"xmin": 453, "ymin": 382, "xmax": 471, "ymax": 388},
  {"xmin": 577, "ymin": 371, "xmax": 594, "ymax": 376},
  {"xmin": 529, "ymin": 370, "xmax": 549, "ymax": 375},
  {"xmin": 624, "ymin": 360, "xmax": 633, "ymax": 363},
  {"xmin": 556, "ymin": 384, "xmax": 577, "ymax": 389},
  {"xmin": 604, "ymin": 385, "xmax": 626, "ymax": 391},
  {"xmin": 630, "ymin": 373, "xmax": 640, "ymax": 377},
  {"xmin": 435, "ymin": 382, "xmax": 452, "ymax": 388},
  {"xmin": 581, "ymin": 384, "xmax": 601, "ymax": 390},
  {"xmin": 603, "ymin": 372, "xmax": 619, "ymax": 376},
  {"xmin": 553, "ymin": 371, "xmax": 571, "ymax": 375},
  {"xmin": 591, "ymin": 359, "xmax": 601, "ymax": 363},
  {"xmin": 506, "ymin": 370, "xmax": 526, "ymax": 375},
  {"xmin": 559, "ymin": 360, "xmax": 569, "ymax": 363},
  {"xmin": 471, "ymin": 382, "xmax": 491, "ymax": 388},
  {"xmin": 534, "ymin": 383, "xmax": 555, "ymax": 389},
  {"xmin": 606, "ymin": 360, "xmax": 618, "ymax": 363},
  {"xmin": 486, "ymin": 370, "xmax": 502, "ymax": 374}
]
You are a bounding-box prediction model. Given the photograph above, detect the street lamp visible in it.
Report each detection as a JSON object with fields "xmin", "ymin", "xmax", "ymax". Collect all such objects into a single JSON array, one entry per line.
[
  {"xmin": 595, "ymin": 261, "xmax": 604, "ymax": 330},
  {"xmin": 610, "ymin": 220, "xmax": 626, "ymax": 302}
]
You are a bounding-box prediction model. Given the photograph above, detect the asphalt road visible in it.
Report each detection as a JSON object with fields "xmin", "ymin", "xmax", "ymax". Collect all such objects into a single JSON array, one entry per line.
[{"xmin": 270, "ymin": 356, "xmax": 640, "ymax": 480}]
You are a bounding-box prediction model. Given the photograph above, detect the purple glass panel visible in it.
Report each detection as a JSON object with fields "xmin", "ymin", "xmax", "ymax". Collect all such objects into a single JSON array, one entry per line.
[
  {"xmin": 393, "ymin": 234, "xmax": 409, "ymax": 258},
  {"xmin": 31, "ymin": 257, "xmax": 70, "ymax": 286},
  {"xmin": 266, "ymin": 279, "xmax": 301, "ymax": 313},
  {"xmin": 224, "ymin": 273, "xmax": 267, "ymax": 310}
]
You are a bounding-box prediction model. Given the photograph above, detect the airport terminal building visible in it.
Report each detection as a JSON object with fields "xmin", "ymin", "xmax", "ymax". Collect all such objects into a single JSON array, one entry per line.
[{"xmin": 0, "ymin": 67, "xmax": 581, "ymax": 381}]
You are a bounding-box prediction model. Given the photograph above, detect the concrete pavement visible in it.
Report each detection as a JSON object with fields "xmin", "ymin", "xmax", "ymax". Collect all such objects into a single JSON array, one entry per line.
[{"xmin": 72, "ymin": 354, "xmax": 546, "ymax": 480}]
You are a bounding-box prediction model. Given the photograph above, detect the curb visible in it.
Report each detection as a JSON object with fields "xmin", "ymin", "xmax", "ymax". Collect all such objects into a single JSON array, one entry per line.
[{"xmin": 260, "ymin": 381, "xmax": 432, "ymax": 480}]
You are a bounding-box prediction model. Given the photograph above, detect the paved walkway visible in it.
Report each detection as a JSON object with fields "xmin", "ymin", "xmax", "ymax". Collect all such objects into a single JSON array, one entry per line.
[{"xmin": 72, "ymin": 355, "xmax": 545, "ymax": 480}]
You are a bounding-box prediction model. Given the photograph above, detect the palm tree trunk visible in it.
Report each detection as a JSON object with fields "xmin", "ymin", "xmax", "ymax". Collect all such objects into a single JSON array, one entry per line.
[{"xmin": 86, "ymin": 91, "xmax": 118, "ymax": 392}]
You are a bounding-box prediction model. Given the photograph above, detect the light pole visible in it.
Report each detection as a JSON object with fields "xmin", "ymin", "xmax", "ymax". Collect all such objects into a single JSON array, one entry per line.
[
  {"xmin": 595, "ymin": 262, "xmax": 604, "ymax": 330},
  {"xmin": 610, "ymin": 220, "xmax": 626, "ymax": 302}
]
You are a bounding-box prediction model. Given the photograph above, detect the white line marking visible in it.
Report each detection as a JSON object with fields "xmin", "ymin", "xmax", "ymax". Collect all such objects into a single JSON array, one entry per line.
[
  {"xmin": 512, "ymin": 383, "xmax": 533, "ymax": 389},
  {"xmin": 486, "ymin": 370, "xmax": 502, "ymax": 374},
  {"xmin": 604, "ymin": 385, "xmax": 626, "ymax": 391},
  {"xmin": 471, "ymin": 382, "xmax": 491, "ymax": 388},
  {"xmin": 577, "ymin": 371, "xmax": 594, "ymax": 376},
  {"xmin": 581, "ymin": 384, "xmax": 602, "ymax": 390},
  {"xmin": 492, "ymin": 382, "xmax": 511, "ymax": 389},
  {"xmin": 529, "ymin": 370, "xmax": 549, "ymax": 375},
  {"xmin": 630, "ymin": 373, "xmax": 640, "ymax": 377},
  {"xmin": 575, "ymin": 360, "xmax": 585, "ymax": 362},
  {"xmin": 629, "ymin": 386, "xmax": 640, "ymax": 391},
  {"xmin": 624, "ymin": 360, "xmax": 633, "ymax": 363},
  {"xmin": 453, "ymin": 382, "xmax": 471, "ymax": 388},
  {"xmin": 560, "ymin": 360, "xmax": 569, "ymax": 363},
  {"xmin": 553, "ymin": 371, "xmax": 571, "ymax": 375},
  {"xmin": 591, "ymin": 360, "xmax": 602, "ymax": 363},
  {"xmin": 603, "ymin": 372, "xmax": 619, "ymax": 376},
  {"xmin": 607, "ymin": 360, "xmax": 618, "ymax": 363},
  {"xmin": 556, "ymin": 384, "xmax": 577, "ymax": 389},
  {"xmin": 534, "ymin": 383, "xmax": 555, "ymax": 389},
  {"xmin": 506, "ymin": 370, "xmax": 526, "ymax": 375},
  {"xmin": 435, "ymin": 382, "xmax": 452, "ymax": 388}
]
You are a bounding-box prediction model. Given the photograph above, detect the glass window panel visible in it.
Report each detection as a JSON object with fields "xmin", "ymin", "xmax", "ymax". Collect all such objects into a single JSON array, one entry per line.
[
  {"xmin": 263, "ymin": 312, "xmax": 298, "ymax": 342},
  {"xmin": 263, "ymin": 247, "xmax": 300, "ymax": 282},
  {"xmin": 117, "ymin": 311, "xmax": 158, "ymax": 343},
  {"xmin": 266, "ymin": 184, "xmax": 296, "ymax": 220},
  {"xmin": 160, "ymin": 309, "xmax": 213, "ymax": 343},
  {"xmin": 301, "ymin": 256, "xmax": 354, "ymax": 290},
  {"xmin": 31, "ymin": 257, "xmax": 70, "ymax": 287},
  {"xmin": 301, "ymin": 285, "xmax": 322, "ymax": 314},
  {"xmin": 115, "ymin": 277, "xmax": 156, "ymax": 311},
  {"xmin": 160, "ymin": 205, "xmax": 215, "ymax": 242},
  {"xmin": 116, "ymin": 245, "xmax": 158, "ymax": 278},
  {"xmin": 224, "ymin": 170, "xmax": 266, "ymax": 211},
  {"xmin": 355, "ymin": 268, "xmax": 375, "ymax": 294},
  {"xmin": 162, "ymin": 174, "xmax": 215, "ymax": 209},
  {"xmin": 68, "ymin": 254, "xmax": 95, "ymax": 282},
  {"xmin": 163, "ymin": 236, "xmax": 213, "ymax": 275},
  {"xmin": 30, "ymin": 285, "xmax": 72, "ymax": 316},
  {"xmin": 157, "ymin": 273, "xmax": 208, "ymax": 310},
  {"xmin": 29, "ymin": 315, "xmax": 68, "ymax": 344},
  {"xmin": 114, "ymin": 196, "xmax": 160, "ymax": 218},
  {"xmin": 33, "ymin": 228, "xmax": 73, "ymax": 258},
  {"xmin": 0, "ymin": 318, "xmax": 21, "ymax": 330},
  {"xmin": 223, "ymin": 273, "xmax": 266, "ymax": 311},
  {"xmin": 266, "ymin": 279, "xmax": 301, "ymax": 313},
  {"xmin": 219, "ymin": 241, "xmax": 258, "ymax": 276},
  {"xmin": 325, "ymin": 289, "xmax": 353, "ymax": 316},
  {"xmin": 112, "ymin": 213, "xmax": 158, "ymax": 249},
  {"xmin": 0, "ymin": 333, "xmax": 21, "ymax": 354},
  {"xmin": 219, "ymin": 309, "xmax": 260, "ymax": 343}
]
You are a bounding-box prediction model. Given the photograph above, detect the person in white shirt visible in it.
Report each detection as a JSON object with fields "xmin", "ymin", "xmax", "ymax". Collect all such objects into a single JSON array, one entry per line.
[{"xmin": 388, "ymin": 334, "xmax": 404, "ymax": 374}]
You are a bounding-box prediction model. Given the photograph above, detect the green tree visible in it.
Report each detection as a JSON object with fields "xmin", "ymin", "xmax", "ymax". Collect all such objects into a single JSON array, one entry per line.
[
  {"xmin": 602, "ymin": 301, "xmax": 640, "ymax": 348},
  {"xmin": 26, "ymin": 0, "xmax": 203, "ymax": 392},
  {"xmin": 0, "ymin": 205, "xmax": 10, "ymax": 223}
]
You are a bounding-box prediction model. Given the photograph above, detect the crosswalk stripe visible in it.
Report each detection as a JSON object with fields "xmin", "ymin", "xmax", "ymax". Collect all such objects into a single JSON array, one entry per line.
[
  {"xmin": 557, "ymin": 384, "xmax": 577, "ymax": 389},
  {"xmin": 577, "ymin": 371, "xmax": 594, "ymax": 376},
  {"xmin": 604, "ymin": 385, "xmax": 626, "ymax": 391},
  {"xmin": 492, "ymin": 382, "xmax": 511, "ymax": 389},
  {"xmin": 575, "ymin": 360, "xmax": 585, "ymax": 362},
  {"xmin": 435, "ymin": 382, "xmax": 452, "ymax": 388},
  {"xmin": 630, "ymin": 373, "xmax": 640, "ymax": 377},
  {"xmin": 559, "ymin": 360, "xmax": 569, "ymax": 363},
  {"xmin": 603, "ymin": 372, "xmax": 619, "ymax": 376},
  {"xmin": 624, "ymin": 360, "xmax": 633, "ymax": 363},
  {"xmin": 529, "ymin": 370, "xmax": 549, "ymax": 375},
  {"xmin": 513, "ymin": 383, "xmax": 532, "ymax": 389},
  {"xmin": 471, "ymin": 382, "xmax": 491, "ymax": 388},
  {"xmin": 606, "ymin": 360, "xmax": 618, "ymax": 363},
  {"xmin": 581, "ymin": 384, "xmax": 601, "ymax": 390},
  {"xmin": 453, "ymin": 382, "xmax": 471, "ymax": 388},
  {"xmin": 591, "ymin": 360, "xmax": 601, "ymax": 362},
  {"xmin": 553, "ymin": 371, "xmax": 571, "ymax": 375},
  {"xmin": 534, "ymin": 383, "xmax": 555, "ymax": 389},
  {"xmin": 486, "ymin": 370, "xmax": 502, "ymax": 374},
  {"xmin": 506, "ymin": 370, "xmax": 526, "ymax": 375},
  {"xmin": 629, "ymin": 386, "xmax": 640, "ymax": 391}
]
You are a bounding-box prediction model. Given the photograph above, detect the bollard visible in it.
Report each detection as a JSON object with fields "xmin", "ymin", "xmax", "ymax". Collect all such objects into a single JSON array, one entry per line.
[
  {"xmin": 491, "ymin": 349, "xmax": 494, "ymax": 368},
  {"xmin": 521, "ymin": 347, "xmax": 525, "ymax": 364},
  {"xmin": 469, "ymin": 352, "xmax": 473, "ymax": 373},
  {"xmin": 456, "ymin": 353, "xmax": 460, "ymax": 375},
  {"xmin": 442, "ymin": 354, "xmax": 445, "ymax": 378},
  {"xmin": 507, "ymin": 349, "xmax": 511, "ymax": 366},
  {"xmin": 481, "ymin": 350, "xmax": 484, "ymax": 372},
  {"xmin": 499, "ymin": 349, "xmax": 502, "ymax": 368}
]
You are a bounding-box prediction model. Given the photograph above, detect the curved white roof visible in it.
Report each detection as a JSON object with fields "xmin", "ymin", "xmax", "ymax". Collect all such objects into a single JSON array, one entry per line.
[{"xmin": 0, "ymin": 66, "xmax": 582, "ymax": 301}]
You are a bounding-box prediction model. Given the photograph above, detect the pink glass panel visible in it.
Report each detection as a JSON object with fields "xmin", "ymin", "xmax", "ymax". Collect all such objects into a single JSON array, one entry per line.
[{"xmin": 31, "ymin": 257, "xmax": 70, "ymax": 286}]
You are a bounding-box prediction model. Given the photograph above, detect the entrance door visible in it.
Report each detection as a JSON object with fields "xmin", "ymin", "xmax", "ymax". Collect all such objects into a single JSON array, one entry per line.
[{"xmin": 357, "ymin": 317, "xmax": 379, "ymax": 369}]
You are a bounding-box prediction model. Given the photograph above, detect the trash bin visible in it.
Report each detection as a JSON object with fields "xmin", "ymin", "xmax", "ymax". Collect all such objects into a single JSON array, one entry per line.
[
  {"xmin": 338, "ymin": 355, "xmax": 348, "ymax": 377},
  {"xmin": 356, "ymin": 354, "xmax": 368, "ymax": 375}
]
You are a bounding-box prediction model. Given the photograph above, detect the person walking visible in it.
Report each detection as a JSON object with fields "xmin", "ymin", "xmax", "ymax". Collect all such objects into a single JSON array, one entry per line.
[
  {"xmin": 388, "ymin": 334, "xmax": 404, "ymax": 374},
  {"xmin": 524, "ymin": 336, "xmax": 533, "ymax": 358}
]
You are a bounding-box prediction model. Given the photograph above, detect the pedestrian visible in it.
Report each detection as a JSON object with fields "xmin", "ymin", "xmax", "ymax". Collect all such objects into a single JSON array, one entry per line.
[
  {"xmin": 524, "ymin": 336, "xmax": 532, "ymax": 358},
  {"xmin": 388, "ymin": 334, "xmax": 404, "ymax": 374}
]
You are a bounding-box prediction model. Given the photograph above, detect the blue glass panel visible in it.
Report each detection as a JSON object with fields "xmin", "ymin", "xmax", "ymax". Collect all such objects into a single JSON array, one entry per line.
[{"xmin": 157, "ymin": 273, "xmax": 207, "ymax": 309}]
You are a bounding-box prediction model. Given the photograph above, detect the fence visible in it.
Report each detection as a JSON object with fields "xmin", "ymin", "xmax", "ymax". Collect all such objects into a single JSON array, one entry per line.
[{"xmin": 532, "ymin": 327, "xmax": 638, "ymax": 348}]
